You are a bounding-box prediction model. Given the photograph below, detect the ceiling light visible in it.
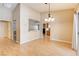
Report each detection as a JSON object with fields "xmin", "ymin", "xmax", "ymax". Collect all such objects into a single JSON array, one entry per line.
[
  {"xmin": 45, "ymin": 19, "xmax": 48, "ymax": 21},
  {"xmin": 44, "ymin": 3, "xmax": 55, "ymax": 22}
]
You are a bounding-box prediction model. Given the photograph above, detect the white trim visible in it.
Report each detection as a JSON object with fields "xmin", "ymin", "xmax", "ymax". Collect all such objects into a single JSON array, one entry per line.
[
  {"xmin": 0, "ymin": 19, "xmax": 11, "ymax": 21},
  {"xmin": 20, "ymin": 40, "xmax": 27, "ymax": 44},
  {"xmin": 20, "ymin": 38, "xmax": 42, "ymax": 44},
  {"xmin": 52, "ymin": 39, "xmax": 72, "ymax": 44}
]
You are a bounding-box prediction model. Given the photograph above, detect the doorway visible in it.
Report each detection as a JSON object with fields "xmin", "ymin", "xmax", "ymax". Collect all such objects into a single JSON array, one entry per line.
[
  {"xmin": 0, "ymin": 21, "xmax": 11, "ymax": 39},
  {"xmin": 43, "ymin": 23, "xmax": 50, "ymax": 38},
  {"xmin": 12, "ymin": 20, "xmax": 16, "ymax": 43}
]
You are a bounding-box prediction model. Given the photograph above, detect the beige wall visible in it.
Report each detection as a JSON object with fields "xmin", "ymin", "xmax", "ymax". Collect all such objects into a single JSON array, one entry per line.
[
  {"xmin": 41, "ymin": 9, "xmax": 74, "ymax": 43},
  {"xmin": 51, "ymin": 9, "xmax": 74, "ymax": 43},
  {"xmin": 8, "ymin": 21, "xmax": 12, "ymax": 39},
  {"xmin": 0, "ymin": 21, "xmax": 8, "ymax": 38}
]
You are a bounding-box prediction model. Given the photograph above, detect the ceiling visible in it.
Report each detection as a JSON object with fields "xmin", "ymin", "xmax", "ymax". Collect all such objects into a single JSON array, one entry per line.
[
  {"xmin": 0, "ymin": 3, "xmax": 17, "ymax": 11},
  {"xmin": 25, "ymin": 3, "xmax": 78, "ymax": 13},
  {"xmin": 0, "ymin": 3, "xmax": 78, "ymax": 12}
]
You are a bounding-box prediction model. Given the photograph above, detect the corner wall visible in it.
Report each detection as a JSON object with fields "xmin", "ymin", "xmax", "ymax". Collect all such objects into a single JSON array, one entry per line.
[
  {"xmin": 51, "ymin": 9, "xmax": 74, "ymax": 44},
  {"xmin": 20, "ymin": 4, "xmax": 41, "ymax": 44},
  {"xmin": 41, "ymin": 9, "xmax": 74, "ymax": 44},
  {"xmin": 12, "ymin": 4, "xmax": 20, "ymax": 43}
]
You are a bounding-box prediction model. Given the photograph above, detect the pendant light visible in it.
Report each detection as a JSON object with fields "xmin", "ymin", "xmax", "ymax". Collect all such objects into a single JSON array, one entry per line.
[{"xmin": 45, "ymin": 3, "xmax": 55, "ymax": 22}]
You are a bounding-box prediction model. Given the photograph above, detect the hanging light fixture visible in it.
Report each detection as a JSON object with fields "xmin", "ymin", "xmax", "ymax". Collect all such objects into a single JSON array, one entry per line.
[{"xmin": 45, "ymin": 3, "xmax": 55, "ymax": 22}]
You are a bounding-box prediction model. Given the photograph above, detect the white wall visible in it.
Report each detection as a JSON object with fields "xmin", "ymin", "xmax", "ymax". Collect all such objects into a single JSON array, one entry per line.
[
  {"xmin": 72, "ymin": 13, "xmax": 78, "ymax": 50},
  {"xmin": 0, "ymin": 6, "xmax": 12, "ymax": 20},
  {"xmin": 77, "ymin": 13, "xmax": 79, "ymax": 55},
  {"xmin": 76, "ymin": 6, "xmax": 79, "ymax": 55},
  {"xmin": 20, "ymin": 4, "xmax": 41, "ymax": 44}
]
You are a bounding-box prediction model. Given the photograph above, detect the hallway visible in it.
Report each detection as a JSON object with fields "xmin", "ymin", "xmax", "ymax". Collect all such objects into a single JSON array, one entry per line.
[{"xmin": 0, "ymin": 37, "xmax": 76, "ymax": 56}]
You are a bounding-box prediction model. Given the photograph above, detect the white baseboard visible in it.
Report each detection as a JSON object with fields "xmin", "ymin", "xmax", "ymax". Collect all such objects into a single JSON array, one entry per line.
[
  {"xmin": 20, "ymin": 38, "xmax": 41, "ymax": 44},
  {"xmin": 20, "ymin": 40, "xmax": 29, "ymax": 44},
  {"xmin": 51, "ymin": 39, "xmax": 72, "ymax": 44}
]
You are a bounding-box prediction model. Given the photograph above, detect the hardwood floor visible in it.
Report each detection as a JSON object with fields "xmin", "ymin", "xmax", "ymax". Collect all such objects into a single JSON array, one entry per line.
[
  {"xmin": 0, "ymin": 38, "xmax": 20, "ymax": 56},
  {"xmin": 0, "ymin": 37, "xmax": 76, "ymax": 56}
]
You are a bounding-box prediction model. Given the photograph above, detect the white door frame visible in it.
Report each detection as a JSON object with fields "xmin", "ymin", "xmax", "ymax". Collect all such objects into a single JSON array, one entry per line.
[
  {"xmin": 73, "ymin": 12, "xmax": 79, "ymax": 55},
  {"xmin": 76, "ymin": 12, "xmax": 79, "ymax": 55}
]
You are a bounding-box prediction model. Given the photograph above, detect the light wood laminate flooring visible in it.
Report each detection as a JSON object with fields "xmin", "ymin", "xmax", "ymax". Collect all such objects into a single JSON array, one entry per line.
[{"xmin": 0, "ymin": 38, "xmax": 76, "ymax": 56}]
